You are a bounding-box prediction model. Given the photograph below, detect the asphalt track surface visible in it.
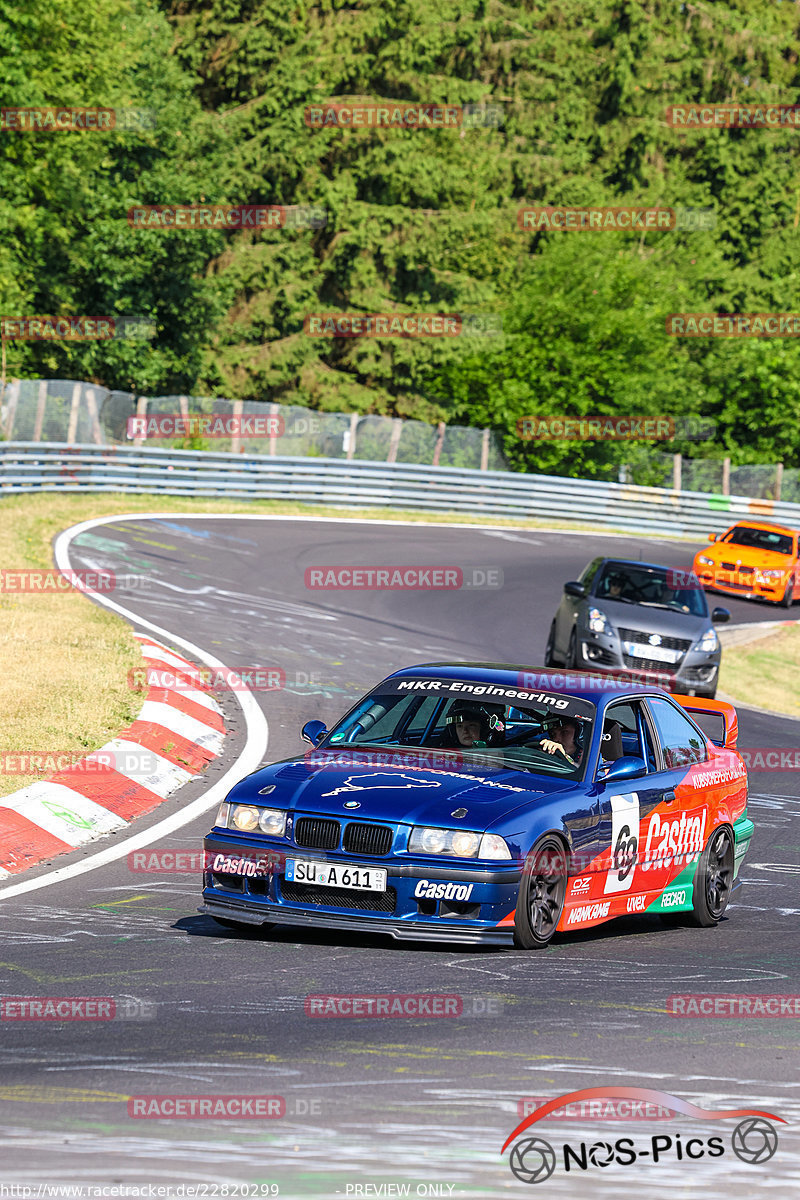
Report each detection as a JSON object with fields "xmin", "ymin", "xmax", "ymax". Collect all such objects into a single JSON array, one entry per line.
[{"xmin": 1, "ymin": 514, "xmax": 799, "ymax": 1199}]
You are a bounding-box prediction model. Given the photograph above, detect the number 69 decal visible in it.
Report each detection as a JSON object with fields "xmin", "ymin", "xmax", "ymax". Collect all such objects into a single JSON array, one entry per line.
[{"xmin": 604, "ymin": 792, "xmax": 640, "ymax": 895}]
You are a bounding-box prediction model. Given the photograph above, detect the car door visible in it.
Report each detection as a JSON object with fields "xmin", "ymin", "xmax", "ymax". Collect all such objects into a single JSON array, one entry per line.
[
  {"xmin": 555, "ymin": 557, "xmax": 602, "ymax": 659},
  {"xmin": 587, "ymin": 700, "xmax": 670, "ymax": 913},
  {"xmin": 639, "ymin": 694, "xmax": 711, "ymax": 907}
]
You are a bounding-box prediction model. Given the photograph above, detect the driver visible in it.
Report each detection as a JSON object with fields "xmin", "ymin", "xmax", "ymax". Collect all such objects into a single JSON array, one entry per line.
[
  {"xmin": 538, "ymin": 716, "xmax": 582, "ymax": 766},
  {"xmin": 603, "ymin": 570, "xmax": 628, "ymax": 600}
]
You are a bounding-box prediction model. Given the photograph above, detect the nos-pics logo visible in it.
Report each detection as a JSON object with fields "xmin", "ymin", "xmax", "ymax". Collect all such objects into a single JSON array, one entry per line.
[{"xmin": 502, "ymin": 1087, "xmax": 782, "ymax": 1184}]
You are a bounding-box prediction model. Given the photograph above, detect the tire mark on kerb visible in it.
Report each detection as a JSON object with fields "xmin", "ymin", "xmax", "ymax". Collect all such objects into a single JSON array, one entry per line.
[{"xmin": 0, "ymin": 513, "xmax": 268, "ymax": 902}]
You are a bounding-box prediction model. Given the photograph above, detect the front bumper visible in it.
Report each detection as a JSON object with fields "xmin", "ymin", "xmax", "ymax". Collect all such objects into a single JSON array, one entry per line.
[
  {"xmin": 200, "ymin": 895, "xmax": 515, "ymax": 944},
  {"xmin": 695, "ymin": 567, "xmax": 788, "ymax": 602},
  {"xmin": 574, "ymin": 629, "xmax": 720, "ymax": 696},
  {"xmin": 200, "ymin": 832, "xmax": 521, "ymax": 945}
]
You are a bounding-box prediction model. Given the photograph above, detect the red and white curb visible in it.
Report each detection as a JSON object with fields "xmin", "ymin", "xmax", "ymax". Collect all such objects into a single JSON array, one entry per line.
[{"xmin": 0, "ymin": 634, "xmax": 225, "ymax": 876}]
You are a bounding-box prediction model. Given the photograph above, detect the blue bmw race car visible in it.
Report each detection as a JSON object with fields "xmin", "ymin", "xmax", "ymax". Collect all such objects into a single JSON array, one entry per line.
[{"xmin": 199, "ymin": 663, "xmax": 753, "ymax": 948}]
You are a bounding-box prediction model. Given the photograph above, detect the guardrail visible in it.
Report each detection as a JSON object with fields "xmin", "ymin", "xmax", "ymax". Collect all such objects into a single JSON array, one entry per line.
[{"xmin": 2, "ymin": 441, "xmax": 799, "ymax": 537}]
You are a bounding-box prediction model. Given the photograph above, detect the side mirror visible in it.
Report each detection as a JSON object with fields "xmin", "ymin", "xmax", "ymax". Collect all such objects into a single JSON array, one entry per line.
[
  {"xmin": 711, "ymin": 607, "xmax": 730, "ymax": 624},
  {"xmin": 600, "ymin": 755, "xmax": 647, "ymax": 782},
  {"xmin": 708, "ymin": 533, "xmax": 717, "ymax": 542},
  {"xmin": 564, "ymin": 581, "xmax": 586, "ymax": 599},
  {"xmin": 301, "ymin": 719, "xmax": 328, "ymax": 746}
]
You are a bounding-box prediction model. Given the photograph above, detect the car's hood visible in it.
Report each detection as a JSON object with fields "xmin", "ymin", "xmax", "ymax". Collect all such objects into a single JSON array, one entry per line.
[
  {"xmin": 226, "ymin": 748, "xmax": 576, "ymax": 831},
  {"xmin": 598, "ymin": 599, "xmax": 708, "ymax": 638}
]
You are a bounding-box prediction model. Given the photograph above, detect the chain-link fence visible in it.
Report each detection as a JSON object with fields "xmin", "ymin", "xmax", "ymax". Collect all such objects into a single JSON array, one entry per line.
[
  {"xmin": 0, "ymin": 378, "xmax": 507, "ymax": 471},
  {"xmin": 1, "ymin": 378, "xmax": 796, "ymax": 497},
  {"xmin": 643, "ymin": 451, "xmax": 795, "ymax": 502}
]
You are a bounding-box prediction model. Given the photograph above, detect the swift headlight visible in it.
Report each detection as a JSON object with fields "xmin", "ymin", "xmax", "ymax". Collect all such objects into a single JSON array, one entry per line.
[
  {"xmin": 697, "ymin": 555, "xmax": 714, "ymax": 566},
  {"xmin": 588, "ymin": 607, "xmax": 611, "ymax": 634},
  {"xmin": 698, "ymin": 628, "xmax": 718, "ymax": 653},
  {"xmin": 227, "ymin": 804, "xmax": 288, "ymax": 836}
]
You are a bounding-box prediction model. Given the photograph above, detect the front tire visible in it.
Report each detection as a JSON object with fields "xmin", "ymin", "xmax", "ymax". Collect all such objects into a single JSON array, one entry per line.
[
  {"xmin": 513, "ymin": 836, "xmax": 568, "ymax": 949},
  {"xmin": 691, "ymin": 824, "xmax": 734, "ymax": 926},
  {"xmin": 567, "ymin": 629, "xmax": 578, "ymax": 669},
  {"xmin": 779, "ymin": 580, "xmax": 794, "ymax": 608}
]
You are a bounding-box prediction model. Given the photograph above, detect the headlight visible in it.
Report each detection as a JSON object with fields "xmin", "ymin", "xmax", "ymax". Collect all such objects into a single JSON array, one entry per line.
[
  {"xmin": 258, "ymin": 808, "xmax": 287, "ymax": 836},
  {"xmin": 697, "ymin": 555, "xmax": 714, "ymax": 566},
  {"xmin": 479, "ymin": 833, "xmax": 512, "ymax": 860},
  {"xmin": 215, "ymin": 802, "xmax": 230, "ymax": 828},
  {"xmin": 588, "ymin": 607, "xmax": 611, "ymax": 634},
  {"xmin": 759, "ymin": 569, "xmax": 785, "ymax": 582},
  {"xmin": 231, "ymin": 805, "xmax": 260, "ymax": 832},
  {"xmin": 409, "ymin": 826, "xmax": 511, "ymax": 860},
  {"xmin": 698, "ymin": 628, "xmax": 718, "ymax": 652},
  {"xmin": 227, "ymin": 804, "xmax": 287, "ymax": 836},
  {"xmin": 409, "ymin": 826, "xmax": 479, "ymax": 857}
]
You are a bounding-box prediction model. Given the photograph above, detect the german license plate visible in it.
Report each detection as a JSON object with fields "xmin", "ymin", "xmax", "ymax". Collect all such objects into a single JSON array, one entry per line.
[
  {"xmin": 284, "ymin": 859, "xmax": 387, "ymax": 891},
  {"xmin": 624, "ymin": 641, "xmax": 680, "ymax": 664}
]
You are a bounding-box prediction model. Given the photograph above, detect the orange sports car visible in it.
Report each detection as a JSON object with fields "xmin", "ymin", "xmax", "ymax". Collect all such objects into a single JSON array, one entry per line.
[{"xmin": 693, "ymin": 520, "xmax": 800, "ymax": 607}]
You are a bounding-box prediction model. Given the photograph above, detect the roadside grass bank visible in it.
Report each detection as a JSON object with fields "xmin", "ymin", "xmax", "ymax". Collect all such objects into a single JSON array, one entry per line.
[
  {"xmin": 719, "ymin": 623, "xmax": 800, "ymax": 719},
  {"xmin": 1, "ymin": 492, "xmax": 792, "ymax": 800}
]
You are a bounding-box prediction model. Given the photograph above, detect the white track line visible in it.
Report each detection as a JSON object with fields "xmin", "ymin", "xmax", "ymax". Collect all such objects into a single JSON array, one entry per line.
[{"xmin": 0, "ymin": 513, "xmax": 268, "ymax": 901}]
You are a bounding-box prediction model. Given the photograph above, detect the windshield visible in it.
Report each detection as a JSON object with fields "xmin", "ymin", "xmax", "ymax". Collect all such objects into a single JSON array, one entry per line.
[
  {"xmin": 722, "ymin": 526, "xmax": 794, "ymax": 555},
  {"xmin": 595, "ymin": 563, "xmax": 708, "ymax": 617},
  {"xmin": 324, "ymin": 677, "xmax": 596, "ymax": 780}
]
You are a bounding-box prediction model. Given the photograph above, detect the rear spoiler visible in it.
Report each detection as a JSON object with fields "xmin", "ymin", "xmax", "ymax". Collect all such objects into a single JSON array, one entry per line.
[{"xmin": 671, "ymin": 694, "xmax": 738, "ymax": 750}]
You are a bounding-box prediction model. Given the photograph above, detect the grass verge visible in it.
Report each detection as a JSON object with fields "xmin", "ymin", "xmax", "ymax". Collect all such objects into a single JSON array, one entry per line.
[{"xmin": 719, "ymin": 623, "xmax": 800, "ymax": 718}]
